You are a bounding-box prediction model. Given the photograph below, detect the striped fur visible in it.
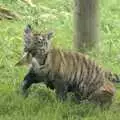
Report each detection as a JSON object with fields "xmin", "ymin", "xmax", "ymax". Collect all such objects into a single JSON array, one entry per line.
[
  {"xmin": 17, "ymin": 25, "xmax": 119, "ymax": 107},
  {"xmin": 32, "ymin": 49, "xmax": 116, "ymax": 105}
]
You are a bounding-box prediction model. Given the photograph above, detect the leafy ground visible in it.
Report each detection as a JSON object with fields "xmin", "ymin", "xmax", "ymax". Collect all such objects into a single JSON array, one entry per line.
[{"xmin": 0, "ymin": 0, "xmax": 120, "ymax": 120}]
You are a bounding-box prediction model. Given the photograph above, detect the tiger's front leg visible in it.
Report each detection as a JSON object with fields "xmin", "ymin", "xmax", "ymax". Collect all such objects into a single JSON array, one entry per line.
[
  {"xmin": 32, "ymin": 57, "xmax": 49, "ymax": 75},
  {"xmin": 21, "ymin": 68, "xmax": 42, "ymax": 97},
  {"xmin": 21, "ymin": 75, "xmax": 32, "ymax": 97},
  {"xmin": 53, "ymin": 79, "xmax": 69, "ymax": 101}
]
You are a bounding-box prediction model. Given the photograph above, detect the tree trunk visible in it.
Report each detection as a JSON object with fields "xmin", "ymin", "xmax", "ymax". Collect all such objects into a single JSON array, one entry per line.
[{"xmin": 73, "ymin": 0, "xmax": 99, "ymax": 52}]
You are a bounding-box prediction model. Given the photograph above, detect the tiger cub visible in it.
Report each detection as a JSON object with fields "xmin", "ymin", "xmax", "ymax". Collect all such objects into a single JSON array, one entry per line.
[{"xmin": 16, "ymin": 25, "xmax": 119, "ymax": 106}]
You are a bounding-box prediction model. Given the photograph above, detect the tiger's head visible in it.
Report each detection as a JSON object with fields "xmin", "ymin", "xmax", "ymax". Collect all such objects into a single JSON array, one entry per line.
[
  {"xmin": 16, "ymin": 24, "xmax": 53, "ymax": 66},
  {"xmin": 24, "ymin": 24, "xmax": 53, "ymax": 56}
]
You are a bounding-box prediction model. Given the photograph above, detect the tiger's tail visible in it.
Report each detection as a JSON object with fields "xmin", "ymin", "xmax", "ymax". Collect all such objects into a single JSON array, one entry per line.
[{"xmin": 105, "ymin": 71, "xmax": 120, "ymax": 83}]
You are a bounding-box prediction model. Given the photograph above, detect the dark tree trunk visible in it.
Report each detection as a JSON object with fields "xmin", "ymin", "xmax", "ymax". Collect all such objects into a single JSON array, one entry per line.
[{"xmin": 73, "ymin": 0, "xmax": 100, "ymax": 52}]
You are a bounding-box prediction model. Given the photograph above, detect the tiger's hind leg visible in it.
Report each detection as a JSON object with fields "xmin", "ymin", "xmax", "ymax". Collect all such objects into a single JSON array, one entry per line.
[
  {"xmin": 88, "ymin": 81, "xmax": 115, "ymax": 108},
  {"xmin": 74, "ymin": 93, "xmax": 82, "ymax": 103}
]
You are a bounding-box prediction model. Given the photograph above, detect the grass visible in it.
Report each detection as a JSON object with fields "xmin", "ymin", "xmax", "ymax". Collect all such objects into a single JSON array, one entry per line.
[{"xmin": 0, "ymin": 0, "xmax": 120, "ymax": 119}]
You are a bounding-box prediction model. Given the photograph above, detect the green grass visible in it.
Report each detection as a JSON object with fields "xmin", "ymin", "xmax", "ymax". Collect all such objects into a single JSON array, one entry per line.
[{"xmin": 0, "ymin": 0, "xmax": 120, "ymax": 119}]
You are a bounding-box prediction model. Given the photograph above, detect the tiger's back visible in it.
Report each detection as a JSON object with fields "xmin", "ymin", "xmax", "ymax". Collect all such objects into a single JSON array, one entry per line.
[{"xmin": 43, "ymin": 48, "xmax": 106, "ymax": 99}]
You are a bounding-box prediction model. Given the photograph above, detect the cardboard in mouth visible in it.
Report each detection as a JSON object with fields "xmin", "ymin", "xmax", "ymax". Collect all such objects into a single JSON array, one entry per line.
[{"xmin": 15, "ymin": 52, "xmax": 32, "ymax": 66}]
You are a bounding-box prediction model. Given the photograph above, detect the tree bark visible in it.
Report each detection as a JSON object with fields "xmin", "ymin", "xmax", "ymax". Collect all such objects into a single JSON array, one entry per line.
[{"xmin": 73, "ymin": 0, "xmax": 100, "ymax": 52}]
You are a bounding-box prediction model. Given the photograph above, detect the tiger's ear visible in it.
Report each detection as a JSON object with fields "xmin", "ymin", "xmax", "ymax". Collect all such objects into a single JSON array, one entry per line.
[
  {"xmin": 24, "ymin": 24, "xmax": 33, "ymax": 50},
  {"xmin": 15, "ymin": 52, "xmax": 32, "ymax": 66},
  {"xmin": 47, "ymin": 31, "xmax": 54, "ymax": 40},
  {"xmin": 24, "ymin": 24, "xmax": 33, "ymax": 42},
  {"xmin": 24, "ymin": 24, "xmax": 32, "ymax": 34}
]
